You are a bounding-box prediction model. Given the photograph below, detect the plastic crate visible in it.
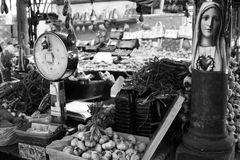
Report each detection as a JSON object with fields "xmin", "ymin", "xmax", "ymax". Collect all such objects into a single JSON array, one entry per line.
[{"xmin": 15, "ymin": 122, "xmax": 66, "ymax": 147}]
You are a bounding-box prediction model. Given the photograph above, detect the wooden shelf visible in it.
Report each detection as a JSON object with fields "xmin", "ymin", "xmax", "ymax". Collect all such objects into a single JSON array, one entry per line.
[
  {"xmin": 53, "ymin": 0, "xmax": 124, "ymax": 5},
  {"xmin": 73, "ymin": 17, "xmax": 137, "ymax": 27}
]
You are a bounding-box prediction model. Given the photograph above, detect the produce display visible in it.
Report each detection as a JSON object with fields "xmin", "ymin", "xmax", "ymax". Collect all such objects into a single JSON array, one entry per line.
[
  {"xmin": 26, "ymin": 123, "xmax": 58, "ymax": 134},
  {"xmin": 72, "ymin": 7, "xmax": 137, "ymax": 24},
  {"xmin": 161, "ymin": 39, "xmax": 181, "ymax": 52},
  {"xmin": 112, "ymin": 49, "xmax": 132, "ymax": 57},
  {"xmin": 78, "ymin": 48, "xmax": 191, "ymax": 73},
  {"xmin": 78, "ymin": 57, "xmax": 141, "ymax": 72},
  {"xmin": 163, "ymin": 0, "xmax": 190, "ymax": 13},
  {"xmin": 139, "ymin": 40, "xmax": 157, "ymax": 51},
  {"xmin": 0, "ymin": 108, "xmax": 27, "ymax": 128},
  {"xmin": 226, "ymin": 58, "xmax": 240, "ymax": 149},
  {"xmin": 62, "ymin": 126, "xmax": 147, "ymax": 160},
  {"xmin": 48, "ymin": 101, "xmax": 147, "ymax": 160},
  {"xmin": 132, "ymin": 58, "xmax": 190, "ymax": 95},
  {"xmin": 0, "ymin": 70, "xmax": 49, "ymax": 116},
  {"xmin": 0, "ymin": 104, "xmax": 28, "ymax": 146}
]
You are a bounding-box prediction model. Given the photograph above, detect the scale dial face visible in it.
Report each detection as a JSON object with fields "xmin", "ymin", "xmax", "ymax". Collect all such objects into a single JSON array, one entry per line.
[{"xmin": 34, "ymin": 33, "xmax": 68, "ymax": 81}]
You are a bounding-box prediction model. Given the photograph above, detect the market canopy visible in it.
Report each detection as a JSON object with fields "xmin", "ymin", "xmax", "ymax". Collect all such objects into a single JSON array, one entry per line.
[{"xmin": 129, "ymin": 0, "xmax": 160, "ymax": 8}]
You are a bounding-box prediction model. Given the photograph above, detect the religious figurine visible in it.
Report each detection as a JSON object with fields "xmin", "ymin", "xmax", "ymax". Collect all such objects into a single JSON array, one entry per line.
[
  {"xmin": 191, "ymin": 1, "xmax": 228, "ymax": 72},
  {"xmin": 176, "ymin": 2, "xmax": 235, "ymax": 160}
]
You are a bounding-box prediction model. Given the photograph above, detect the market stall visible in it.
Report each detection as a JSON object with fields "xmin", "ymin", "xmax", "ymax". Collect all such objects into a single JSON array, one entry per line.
[{"xmin": 0, "ymin": 0, "xmax": 240, "ymax": 160}]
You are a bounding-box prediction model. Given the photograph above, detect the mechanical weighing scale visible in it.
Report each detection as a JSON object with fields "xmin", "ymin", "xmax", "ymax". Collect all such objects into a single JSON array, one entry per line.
[{"xmin": 33, "ymin": 31, "xmax": 78, "ymax": 123}]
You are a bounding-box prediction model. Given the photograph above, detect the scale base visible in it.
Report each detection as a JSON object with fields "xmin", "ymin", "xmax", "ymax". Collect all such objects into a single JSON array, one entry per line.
[{"xmin": 50, "ymin": 80, "xmax": 67, "ymax": 124}]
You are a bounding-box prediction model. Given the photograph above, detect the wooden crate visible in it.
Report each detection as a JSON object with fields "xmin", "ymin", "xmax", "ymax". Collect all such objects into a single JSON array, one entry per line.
[{"xmin": 46, "ymin": 132, "xmax": 149, "ymax": 160}]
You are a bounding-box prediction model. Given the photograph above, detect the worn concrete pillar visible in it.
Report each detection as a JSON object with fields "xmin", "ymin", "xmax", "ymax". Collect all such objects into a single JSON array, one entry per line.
[
  {"xmin": 176, "ymin": 1, "xmax": 235, "ymax": 159},
  {"xmin": 176, "ymin": 70, "xmax": 235, "ymax": 160}
]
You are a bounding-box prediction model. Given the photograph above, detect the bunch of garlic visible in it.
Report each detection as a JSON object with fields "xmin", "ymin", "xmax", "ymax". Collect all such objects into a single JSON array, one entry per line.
[{"xmin": 226, "ymin": 58, "xmax": 240, "ymax": 149}]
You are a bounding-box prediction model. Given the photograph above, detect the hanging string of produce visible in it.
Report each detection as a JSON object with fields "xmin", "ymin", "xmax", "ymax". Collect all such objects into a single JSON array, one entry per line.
[
  {"xmin": 27, "ymin": 0, "xmax": 50, "ymax": 48},
  {"xmin": 62, "ymin": 0, "xmax": 77, "ymax": 45},
  {"xmin": 136, "ymin": 3, "xmax": 143, "ymax": 22},
  {"xmin": 0, "ymin": 0, "xmax": 8, "ymax": 14},
  {"xmin": 27, "ymin": 0, "xmax": 41, "ymax": 48}
]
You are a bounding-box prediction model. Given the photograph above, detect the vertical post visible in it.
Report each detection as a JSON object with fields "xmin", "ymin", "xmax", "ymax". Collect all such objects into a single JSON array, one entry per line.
[
  {"xmin": 237, "ymin": 8, "xmax": 240, "ymax": 63},
  {"xmin": 17, "ymin": 0, "xmax": 30, "ymax": 55},
  {"xmin": 159, "ymin": 0, "xmax": 165, "ymax": 13}
]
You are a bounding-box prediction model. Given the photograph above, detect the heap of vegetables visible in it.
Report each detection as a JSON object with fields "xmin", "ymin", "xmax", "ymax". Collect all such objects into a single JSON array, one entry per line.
[
  {"xmin": 0, "ymin": 70, "xmax": 49, "ymax": 116},
  {"xmin": 132, "ymin": 57, "xmax": 189, "ymax": 96},
  {"xmin": 0, "ymin": 107, "xmax": 27, "ymax": 128},
  {"xmin": 61, "ymin": 101, "xmax": 146, "ymax": 160},
  {"xmin": 226, "ymin": 58, "xmax": 240, "ymax": 149},
  {"xmin": 87, "ymin": 102, "xmax": 115, "ymax": 129},
  {"xmin": 62, "ymin": 126, "xmax": 147, "ymax": 160}
]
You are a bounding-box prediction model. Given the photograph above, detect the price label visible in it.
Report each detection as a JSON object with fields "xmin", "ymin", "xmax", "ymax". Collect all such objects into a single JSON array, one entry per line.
[{"xmin": 164, "ymin": 29, "xmax": 178, "ymax": 39}]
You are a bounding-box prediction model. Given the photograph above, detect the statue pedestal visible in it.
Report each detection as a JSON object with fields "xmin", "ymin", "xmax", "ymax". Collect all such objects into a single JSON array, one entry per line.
[
  {"xmin": 176, "ymin": 70, "xmax": 235, "ymax": 160},
  {"xmin": 176, "ymin": 144, "xmax": 235, "ymax": 160}
]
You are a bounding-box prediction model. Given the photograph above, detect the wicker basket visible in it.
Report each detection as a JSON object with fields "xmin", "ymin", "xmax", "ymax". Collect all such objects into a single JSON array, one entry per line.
[{"xmin": 0, "ymin": 126, "xmax": 18, "ymax": 146}]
